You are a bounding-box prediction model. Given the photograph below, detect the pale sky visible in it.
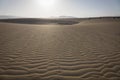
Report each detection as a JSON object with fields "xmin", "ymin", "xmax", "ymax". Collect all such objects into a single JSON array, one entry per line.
[{"xmin": 0, "ymin": 0, "xmax": 120, "ymax": 18}]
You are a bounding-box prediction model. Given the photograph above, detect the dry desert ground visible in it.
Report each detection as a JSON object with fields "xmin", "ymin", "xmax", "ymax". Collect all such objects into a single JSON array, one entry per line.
[{"xmin": 0, "ymin": 18, "xmax": 120, "ymax": 80}]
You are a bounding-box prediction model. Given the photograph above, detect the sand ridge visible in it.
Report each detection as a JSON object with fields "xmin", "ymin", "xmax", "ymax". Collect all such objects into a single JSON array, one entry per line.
[{"xmin": 0, "ymin": 19, "xmax": 120, "ymax": 80}]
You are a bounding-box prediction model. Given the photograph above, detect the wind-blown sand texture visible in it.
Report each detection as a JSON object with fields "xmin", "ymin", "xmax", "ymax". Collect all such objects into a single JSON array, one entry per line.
[{"xmin": 0, "ymin": 18, "xmax": 120, "ymax": 80}]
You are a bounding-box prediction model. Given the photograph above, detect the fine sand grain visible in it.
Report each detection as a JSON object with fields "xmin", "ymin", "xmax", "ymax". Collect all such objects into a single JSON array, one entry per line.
[{"xmin": 0, "ymin": 19, "xmax": 120, "ymax": 80}]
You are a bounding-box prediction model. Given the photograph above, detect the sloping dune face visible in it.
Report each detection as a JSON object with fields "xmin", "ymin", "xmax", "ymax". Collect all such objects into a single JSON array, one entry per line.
[{"xmin": 0, "ymin": 19, "xmax": 120, "ymax": 80}]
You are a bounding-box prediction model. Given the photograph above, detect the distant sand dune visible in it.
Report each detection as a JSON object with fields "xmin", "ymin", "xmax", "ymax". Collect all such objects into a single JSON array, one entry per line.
[
  {"xmin": 0, "ymin": 18, "xmax": 120, "ymax": 80},
  {"xmin": 0, "ymin": 17, "xmax": 119, "ymax": 25},
  {"xmin": 0, "ymin": 18, "xmax": 80, "ymax": 25}
]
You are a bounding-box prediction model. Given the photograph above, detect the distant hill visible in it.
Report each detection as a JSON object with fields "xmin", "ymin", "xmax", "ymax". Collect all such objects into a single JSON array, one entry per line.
[
  {"xmin": 59, "ymin": 16, "xmax": 76, "ymax": 18},
  {"xmin": 0, "ymin": 15, "xmax": 20, "ymax": 19}
]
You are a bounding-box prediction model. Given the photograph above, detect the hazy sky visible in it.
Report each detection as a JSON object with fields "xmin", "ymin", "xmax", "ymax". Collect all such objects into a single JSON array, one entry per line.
[{"xmin": 0, "ymin": 0, "xmax": 120, "ymax": 18}]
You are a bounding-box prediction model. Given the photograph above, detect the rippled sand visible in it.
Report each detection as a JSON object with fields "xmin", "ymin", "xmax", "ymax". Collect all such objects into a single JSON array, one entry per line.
[{"xmin": 0, "ymin": 19, "xmax": 120, "ymax": 80}]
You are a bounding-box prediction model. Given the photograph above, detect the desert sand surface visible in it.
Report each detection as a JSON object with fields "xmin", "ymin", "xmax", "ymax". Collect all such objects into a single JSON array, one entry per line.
[{"xmin": 0, "ymin": 18, "xmax": 120, "ymax": 80}]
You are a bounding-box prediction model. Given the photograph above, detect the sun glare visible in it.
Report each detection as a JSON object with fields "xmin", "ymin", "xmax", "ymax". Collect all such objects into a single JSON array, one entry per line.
[{"xmin": 39, "ymin": 0, "xmax": 56, "ymax": 8}]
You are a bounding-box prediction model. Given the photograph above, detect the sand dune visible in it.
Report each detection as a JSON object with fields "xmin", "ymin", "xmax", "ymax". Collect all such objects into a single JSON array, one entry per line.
[
  {"xmin": 0, "ymin": 18, "xmax": 120, "ymax": 80},
  {"xmin": 0, "ymin": 18, "xmax": 80, "ymax": 25}
]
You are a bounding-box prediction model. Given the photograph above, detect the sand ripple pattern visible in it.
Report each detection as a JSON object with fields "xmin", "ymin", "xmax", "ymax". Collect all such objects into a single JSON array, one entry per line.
[{"xmin": 0, "ymin": 22, "xmax": 120, "ymax": 80}]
